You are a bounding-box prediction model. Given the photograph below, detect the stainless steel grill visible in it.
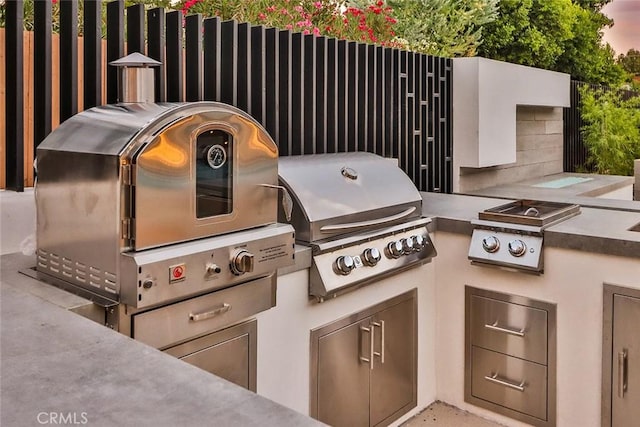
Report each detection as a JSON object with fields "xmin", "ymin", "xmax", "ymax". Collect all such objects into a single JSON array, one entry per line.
[{"xmin": 278, "ymin": 152, "xmax": 437, "ymax": 301}]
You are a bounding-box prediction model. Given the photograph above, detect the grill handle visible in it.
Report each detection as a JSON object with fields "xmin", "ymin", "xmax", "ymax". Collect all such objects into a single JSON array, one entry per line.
[
  {"xmin": 320, "ymin": 207, "xmax": 416, "ymax": 233},
  {"xmin": 259, "ymin": 184, "xmax": 293, "ymax": 222}
]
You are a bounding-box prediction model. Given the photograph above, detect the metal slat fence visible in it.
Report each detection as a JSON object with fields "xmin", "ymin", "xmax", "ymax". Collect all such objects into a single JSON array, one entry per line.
[{"xmin": 2, "ymin": 0, "xmax": 452, "ymax": 193}]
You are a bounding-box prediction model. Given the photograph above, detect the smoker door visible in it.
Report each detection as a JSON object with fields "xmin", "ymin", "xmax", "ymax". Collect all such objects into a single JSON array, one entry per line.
[
  {"xmin": 165, "ymin": 320, "xmax": 257, "ymax": 392},
  {"xmin": 612, "ymin": 294, "xmax": 640, "ymax": 426}
]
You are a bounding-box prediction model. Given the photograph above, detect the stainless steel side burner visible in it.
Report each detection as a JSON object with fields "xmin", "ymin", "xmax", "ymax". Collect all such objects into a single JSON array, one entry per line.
[{"xmin": 469, "ymin": 199, "xmax": 580, "ymax": 273}]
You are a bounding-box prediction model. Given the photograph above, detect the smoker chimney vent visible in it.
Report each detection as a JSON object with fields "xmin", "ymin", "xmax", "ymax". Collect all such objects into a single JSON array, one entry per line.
[{"xmin": 109, "ymin": 53, "xmax": 161, "ymax": 104}]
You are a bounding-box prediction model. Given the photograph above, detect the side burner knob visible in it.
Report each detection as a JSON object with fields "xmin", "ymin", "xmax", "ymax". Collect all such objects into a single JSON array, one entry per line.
[
  {"xmin": 386, "ymin": 241, "xmax": 404, "ymax": 259},
  {"xmin": 231, "ymin": 250, "xmax": 255, "ymax": 275},
  {"xmin": 482, "ymin": 236, "xmax": 500, "ymax": 253},
  {"xmin": 362, "ymin": 248, "xmax": 382, "ymax": 266},
  {"xmin": 508, "ymin": 239, "xmax": 527, "ymax": 257},
  {"xmin": 335, "ymin": 255, "xmax": 356, "ymax": 275}
]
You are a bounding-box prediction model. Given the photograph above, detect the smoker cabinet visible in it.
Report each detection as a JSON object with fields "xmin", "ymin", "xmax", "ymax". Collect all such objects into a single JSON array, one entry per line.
[
  {"xmin": 310, "ymin": 289, "xmax": 417, "ymax": 427},
  {"xmin": 602, "ymin": 284, "xmax": 640, "ymax": 427},
  {"xmin": 465, "ymin": 287, "xmax": 556, "ymax": 427},
  {"xmin": 165, "ymin": 320, "xmax": 257, "ymax": 392}
]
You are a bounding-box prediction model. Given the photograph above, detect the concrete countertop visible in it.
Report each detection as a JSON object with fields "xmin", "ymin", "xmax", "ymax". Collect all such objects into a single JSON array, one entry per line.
[
  {"xmin": 0, "ymin": 252, "xmax": 323, "ymax": 427},
  {"xmin": 421, "ymin": 192, "xmax": 640, "ymax": 258},
  {"xmin": 467, "ymin": 172, "xmax": 640, "ymax": 213}
]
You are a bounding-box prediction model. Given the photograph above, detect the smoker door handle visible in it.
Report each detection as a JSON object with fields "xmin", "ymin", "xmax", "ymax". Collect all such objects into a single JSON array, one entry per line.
[
  {"xmin": 320, "ymin": 207, "xmax": 417, "ymax": 233},
  {"xmin": 189, "ymin": 303, "xmax": 232, "ymax": 322},
  {"xmin": 259, "ymin": 184, "xmax": 293, "ymax": 222}
]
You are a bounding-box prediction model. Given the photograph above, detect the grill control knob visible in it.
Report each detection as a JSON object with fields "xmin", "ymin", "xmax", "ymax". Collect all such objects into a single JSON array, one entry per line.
[
  {"xmin": 386, "ymin": 241, "xmax": 404, "ymax": 258},
  {"xmin": 402, "ymin": 238, "xmax": 415, "ymax": 253},
  {"xmin": 412, "ymin": 235, "xmax": 426, "ymax": 251},
  {"xmin": 335, "ymin": 255, "xmax": 356, "ymax": 275},
  {"xmin": 362, "ymin": 248, "xmax": 382, "ymax": 266},
  {"xmin": 231, "ymin": 250, "xmax": 254, "ymax": 275},
  {"xmin": 508, "ymin": 239, "xmax": 527, "ymax": 257},
  {"xmin": 482, "ymin": 236, "xmax": 500, "ymax": 253}
]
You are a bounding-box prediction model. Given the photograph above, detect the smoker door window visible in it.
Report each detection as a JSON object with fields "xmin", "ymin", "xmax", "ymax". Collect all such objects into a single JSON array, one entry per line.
[{"xmin": 196, "ymin": 129, "xmax": 233, "ymax": 218}]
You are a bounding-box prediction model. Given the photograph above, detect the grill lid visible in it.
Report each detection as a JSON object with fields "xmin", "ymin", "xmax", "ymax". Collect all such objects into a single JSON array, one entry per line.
[{"xmin": 278, "ymin": 153, "xmax": 422, "ymax": 243}]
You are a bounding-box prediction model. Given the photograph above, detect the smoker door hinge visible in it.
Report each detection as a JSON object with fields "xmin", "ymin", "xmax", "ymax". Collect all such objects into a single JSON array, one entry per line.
[
  {"xmin": 121, "ymin": 164, "xmax": 134, "ymax": 186},
  {"xmin": 122, "ymin": 218, "xmax": 135, "ymax": 240}
]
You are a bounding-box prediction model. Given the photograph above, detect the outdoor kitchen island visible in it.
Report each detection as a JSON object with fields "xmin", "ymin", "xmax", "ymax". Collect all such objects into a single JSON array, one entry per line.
[{"xmin": 2, "ymin": 191, "xmax": 640, "ymax": 427}]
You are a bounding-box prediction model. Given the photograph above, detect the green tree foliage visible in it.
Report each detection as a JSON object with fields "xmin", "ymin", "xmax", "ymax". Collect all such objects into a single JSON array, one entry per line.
[
  {"xmin": 478, "ymin": 0, "xmax": 627, "ymax": 86},
  {"xmin": 579, "ymin": 86, "xmax": 640, "ymax": 175},
  {"xmin": 618, "ymin": 49, "xmax": 640, "ymax": 75},
  {"xmin": 372, "ymin": 0, "xmax": 498, "ymax": 57}
]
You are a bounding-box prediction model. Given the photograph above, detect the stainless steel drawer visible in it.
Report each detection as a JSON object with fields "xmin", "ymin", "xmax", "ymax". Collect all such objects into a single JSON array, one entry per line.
[
  {"xmin": 133, "ymin": 274, "xmax": 276, "ymax": 349},
  {"xmin": 471, "ymin": 346, "xmax": 548, "ymax": 421},
  {"xmin": 471, "ymin": 295, "xmax": 547, "ymax": 365}
]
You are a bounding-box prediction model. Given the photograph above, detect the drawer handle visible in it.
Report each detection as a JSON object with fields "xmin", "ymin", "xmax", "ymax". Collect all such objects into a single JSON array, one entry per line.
[
  {"xmin": 189, "ymin": 303, "xmax": 232, "ymax": 322},
  {"xmin": 484, "ymin": 321, "xmax": 525, "ymax": 337},
  {"xmin": 484, "ymin": 372, "xmax": 526, "ymax": 392}
]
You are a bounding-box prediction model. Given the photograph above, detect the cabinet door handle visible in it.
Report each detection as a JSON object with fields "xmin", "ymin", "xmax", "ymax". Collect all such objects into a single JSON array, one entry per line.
[
  {"xmin": 618, "ymin": 349, "xmax": 628, "ymax": 398},
  {"xmin": 372, "ymin": 320, "xmax": 385, "ymax": 364},
  {"xmin": 484, "ymin": 372, "xmax": 526, "ymax": 392},
  {"xmin": 484, "ymin": 321, "xmax": 525, "ymax": 337},
  {"xmin": 189, "ymin": 303, "xmax": 231, "ymax": 322},
  {"xmin": 359, "ymin": 325, "xmax": 374, "ymax": 370}
]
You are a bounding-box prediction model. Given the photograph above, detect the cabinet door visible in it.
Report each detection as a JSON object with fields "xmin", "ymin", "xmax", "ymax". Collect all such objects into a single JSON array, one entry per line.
[
  {"xmin": 316, "ymin": 318, "xmax": 372, "ymax": 427},
  {"xmin": 370, "ymin": 298, "xmax": 416, "ymax": 427},
  {"xmin": 612, "ymin": 294, "xmax": 640, "ymax": 426},
  {"xmin": 165, "ymin": 320, "xmax": 257, "ymax": 391}
]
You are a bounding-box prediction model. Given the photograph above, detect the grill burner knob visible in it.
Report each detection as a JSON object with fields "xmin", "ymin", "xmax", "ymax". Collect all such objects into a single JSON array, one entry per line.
[
  {"xmin": 362, "ymin": 248, "xmax": 382, "ymax": 266},
  {"xmin": 402, "ymin": 238, "xmax": 415, "ymax": 253},
  {"xmin": 387, "ymin": 241, "xmax": 404, "ymax": 259},
  {"xmin": 508, "ymin": 239, "xmax": 527, "ymax": 257},
  {"xmin": 412, "ymin": 235, "xmax": 426, "ymax": 251},
  {"xmin": 482, "ymin": 236, "xmax": 500, "ymax": 253},
  {"xmin": 335, "ymin": 255, "xmax": 356, "ymax": 275},
  {"xmin": 231, "ymin": 250, "xmax": 255, "ymax": 275}
]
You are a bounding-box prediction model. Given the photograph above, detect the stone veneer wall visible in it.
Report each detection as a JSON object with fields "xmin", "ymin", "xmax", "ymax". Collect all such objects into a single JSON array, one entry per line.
[{"xmin": 458, "ymin": 106, "xmax": 564, "ymax": 193}]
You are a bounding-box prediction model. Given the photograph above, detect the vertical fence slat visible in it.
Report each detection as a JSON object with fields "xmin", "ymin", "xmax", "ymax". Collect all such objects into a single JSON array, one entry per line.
[
  {"xmin": 250, "ymin": 26, "xmax": 265, "ymax": 123},
  {"xmin": 346, "ymin": 42, "xmax": 357, "ymax": 152},
  {"xmin": 315, "ymin": 36, "xmax": 326, "ymax": 154},
  {"xmin": 84, "ymin": 0, "xmax": 102, "ymax": 109},
  {"xmin": 5, "ymin": 0, "xmax": 24, "ymax": 191},
  {"xmin": 357, "ymin": 44, "xmax": 367, "ymax": 152},
  {"xmin": 236, "ymin": 23, "xmax": 250, "ymax": 112},
  {"xmin": 203, "ymin": 17, "xmax": 221, "ymax": 102},
  {"xmin": 303, "ymin": 35, "xmax": 315, "ymax": 154},
  {"xmin": 220, "ymin": 20, "xmax": 237, "ymax": 106},
  {"xmin": 290, "ymin": 33, "xmax": 303, "ymax": 155},
  {"xmin": 106, "ymin": 0, "xmax": 124, "ymax": 104},
  {"xmin": 336, "ymin": 40, "xmax": 347, "ymax": 153},
  {"xmin": 148, "ymin": 8, "xmax": 166, "ymax": 102},
  {"xmin": 34, "ymin": 0, "xmax": 52, "ymax": 151},
  {"xmin": 60, "ymin": 0, "xmax": 78, "ymax": 122},
  {"xmin": 264, "ymin": 28, "xmax": 278, "ymax": 140},
  {"xmin": 126, "ymin": 3, "xmax": 145, "ymax": 55},
  {"xmin": 185, "ymin": 14, "xmax": 203, "ymax": 102},
  {"xmin": 277, "ymin": 31, "xmax": 290, "ymax": 155},
  {"xmin": 166, "ymin": 10, "xmax": 184, "ymax": 102},
  {"xmin": 326, "ymin": 38, "xmax": 337, "ymax": 154}
]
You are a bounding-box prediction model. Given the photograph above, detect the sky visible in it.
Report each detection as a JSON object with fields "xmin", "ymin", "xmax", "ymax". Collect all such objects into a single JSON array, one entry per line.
[{"xmin": 601, "ymin": 0, "xmax": 640, "ymax": 55}]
